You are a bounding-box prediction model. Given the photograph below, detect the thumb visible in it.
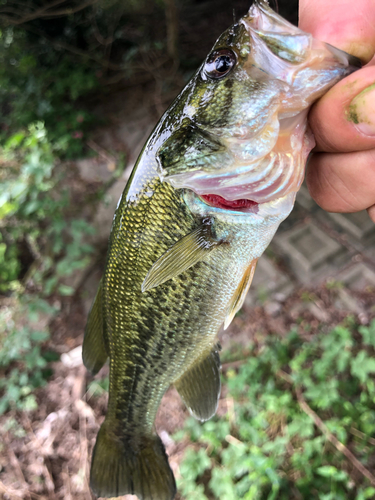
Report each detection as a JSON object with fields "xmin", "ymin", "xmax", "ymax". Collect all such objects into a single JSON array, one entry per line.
[{"xmin": 299, "ymin": 0, "xmax": 375, "ymax": 63}]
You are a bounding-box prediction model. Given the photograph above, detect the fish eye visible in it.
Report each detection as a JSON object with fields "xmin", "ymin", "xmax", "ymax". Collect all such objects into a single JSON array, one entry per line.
[{"xmin": 203, "ymin": 49, "xmax": 237, "ymax": 80}]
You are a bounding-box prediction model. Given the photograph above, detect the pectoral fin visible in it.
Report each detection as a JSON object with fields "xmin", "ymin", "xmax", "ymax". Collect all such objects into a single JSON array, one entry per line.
[
  {"xmin": 82, "ymin": 281, "xmax": 109, "ymax": 374},
  {"xmin": 142, "ymin": 222, "xmax": 220, "ymax": 292},
  {"xmin": 174, "ymin": 345, "xmax": 221, "ymax": 422},
  {"xmin": 224, "ymin": 259, "xmax": 258, "ymax": 330}
]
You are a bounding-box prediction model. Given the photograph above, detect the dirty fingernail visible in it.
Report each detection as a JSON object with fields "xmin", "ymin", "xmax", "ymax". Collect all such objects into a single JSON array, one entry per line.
[{"xmin": 348, "ymin": 83, "xmax": 375, "ymax": 136}]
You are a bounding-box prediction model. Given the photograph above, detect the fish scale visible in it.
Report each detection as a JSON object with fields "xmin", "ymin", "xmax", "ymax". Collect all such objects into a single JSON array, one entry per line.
[
  {"xmin": 82, "ymin": 2, "xmax": 360, "ymax": 498},
  {"xmin": 103, "ymin": 178, "xmax": 256, "ymax": 434}
]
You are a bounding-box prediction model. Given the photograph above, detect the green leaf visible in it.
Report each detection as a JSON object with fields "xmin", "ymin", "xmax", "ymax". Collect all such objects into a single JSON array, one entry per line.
[
  {"xmin": 30, "ymin": 330, "xmax": 49, "ymax": 343},
  {"xmin": 57, "ymin": 284, "xmax": 75, "ymax": 296},
  {"xmin": 22, "ymin": 395, "xmax": 38, "ymax": 412},
  {"xmin": 359, "ymin": 321, "xmax": 375, "ymax": 348},
  {"xmin": 10, "ymin": 181, "xmax": 28, "ymax": 199},
  {"xmin": 5, "ymin": 132, "xmax": 26, "ymax": 149},
  {"xmin": 363, "ymin": 488, "xmax": 375, "ymax": 499},
  {"xmin": 316, "ymin": 465, "xmax": 338, "ymax": 477},
  {"xmin": 351, "ymin": 351, "xmax": 375, "ymax": 384}
]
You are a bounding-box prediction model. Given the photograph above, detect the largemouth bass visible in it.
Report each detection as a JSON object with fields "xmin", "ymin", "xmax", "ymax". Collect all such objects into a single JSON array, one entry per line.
[{"xmin": 83, "ymin": 1, "xmax": 360, "ymax": 499}]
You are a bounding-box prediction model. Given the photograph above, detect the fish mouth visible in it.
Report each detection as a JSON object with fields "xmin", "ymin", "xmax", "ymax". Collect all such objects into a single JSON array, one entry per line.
[{"xmin": 200, "ymin": 194, "xmax": 259, "ymax": 213}]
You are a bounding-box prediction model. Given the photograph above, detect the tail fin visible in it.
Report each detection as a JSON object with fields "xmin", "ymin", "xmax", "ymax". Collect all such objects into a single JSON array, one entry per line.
[{"xmin": 90, "ymin": 420, "xmax": 176, "ymax": 500}]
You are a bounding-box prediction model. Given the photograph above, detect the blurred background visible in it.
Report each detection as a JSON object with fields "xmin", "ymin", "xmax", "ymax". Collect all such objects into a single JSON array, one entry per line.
[{"xmin": 1, "ymin": 1, "xmax": 375, "ymax": 499}]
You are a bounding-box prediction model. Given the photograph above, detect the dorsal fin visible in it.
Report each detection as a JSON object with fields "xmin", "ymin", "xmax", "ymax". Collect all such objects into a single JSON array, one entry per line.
[
  {"xmin": 142, "ymin": 221, "xmax": 221, "ymax": 292},
  {"xmin": 174, "ymin": 345, "xmax": 221, "ymax": 422},
  {"xmin": 82, "ymin": 281, "xmax": 109, "ymax": 374},
  {"xmin": 224, "ymin": 259, "xmax": 258, "ymax": 330}
]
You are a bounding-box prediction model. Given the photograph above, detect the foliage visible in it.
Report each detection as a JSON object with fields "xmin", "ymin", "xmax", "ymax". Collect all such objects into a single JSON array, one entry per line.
[
  {"xmin": 0, "ymin": 296, "xmax": 58, "ymax": 414},
  {"xmin": 0, "ymin": 121, "xmax": 96, "ymax": 294},
  {"xmin": 176, "ymin": 320, "xmax": 375, "ymax": 500},
  {"xmin": 0, "ymin": 0, "xmax": 173, "ymax": 158},
  {"xmin": 0, "ymin": 122, "xmax": 95, "ymax": 415},
  {"xmin": 0, "ymin": 25, "xmax": 99, "ymax": 158}
]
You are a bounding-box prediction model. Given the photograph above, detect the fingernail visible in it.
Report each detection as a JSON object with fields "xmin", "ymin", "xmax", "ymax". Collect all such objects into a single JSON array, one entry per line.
[{"xmin": 348, "ymin": 83, "xmax": 375, "ymax": 136}]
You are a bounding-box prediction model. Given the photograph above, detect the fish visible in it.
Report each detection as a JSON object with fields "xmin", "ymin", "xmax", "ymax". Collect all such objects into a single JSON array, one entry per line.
[{"xmin": 82, "ymin": 2, "xmax": 360, "ymax": 499}]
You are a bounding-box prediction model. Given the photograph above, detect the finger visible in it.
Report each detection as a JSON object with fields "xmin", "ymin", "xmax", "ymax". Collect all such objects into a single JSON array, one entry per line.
[
  {"xmin": 305, "ymin": 149, "xmax": 375, "ymax": 213},
  {"xmin": 299, "ymin": 0, "xmax": 375, "ymax": 63},
  {"xmin": 308, "ymin": 66, "xmax": 375, "ymax": 153},
  {"xmin": 367, "ymin": 205, "xmax": 375, "ymax": 223}
]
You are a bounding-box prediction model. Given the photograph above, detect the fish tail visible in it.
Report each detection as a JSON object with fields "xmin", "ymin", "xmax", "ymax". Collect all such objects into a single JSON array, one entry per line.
[{"xmin": 90, "ymin": 419, "xmax": 176, "ymax": 500}]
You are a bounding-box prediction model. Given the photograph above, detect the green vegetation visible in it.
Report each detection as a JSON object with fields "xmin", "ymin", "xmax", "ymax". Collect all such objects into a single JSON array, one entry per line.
[
  {"xmin": 0, "ymin": 0, "xmax": 173, "ymax": 156},
  {"xmin": 0, "ymin": 33, "xmax": 98, "ymax": 159},
  {"xmin": 0, "ymin": 17, "xmax": 99, "ymax": 413},
  {"xmin": 0, "ymin": 121, "xmax": 96, "ymax": 414},
  {"xmin": 0, "ymin": 120, "xmax": 96, "ymax": 293},
  {"xmin": 0, "ymin": 22, "xmax": 99, "ymax": 159},
  {"xmin": 176, "ymin": 320, "xmax": 375, "ymax": 499},
  {"xmin": 87, "ymin": 376, "xmax": 110, "ymax": 400},
  {"xmin": 0, "ymin": 297, "xmax": 58, "ymax": 414}
]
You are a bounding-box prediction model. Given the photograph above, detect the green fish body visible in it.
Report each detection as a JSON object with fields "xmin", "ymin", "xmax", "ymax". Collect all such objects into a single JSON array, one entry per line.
[{"xmin": 83, "ymin": 2, "xmax": 360, "ymax": 499}]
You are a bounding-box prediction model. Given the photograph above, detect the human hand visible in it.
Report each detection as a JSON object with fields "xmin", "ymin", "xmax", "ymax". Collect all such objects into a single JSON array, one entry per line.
[{"xmin": 299, "ymin": 0, "xmax": 375, "ymax": 223}]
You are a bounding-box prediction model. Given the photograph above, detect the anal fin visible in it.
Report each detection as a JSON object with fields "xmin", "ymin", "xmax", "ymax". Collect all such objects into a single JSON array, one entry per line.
[
  {"xmin": 82, "ymin": 281, "xmax": 108, "ymax": 375},
  {"xmin": 224, "ymin": 259, "xmax": 258, "ymax": 330},
  {"xmin": 174, "ymin": 345, "xmax": 221, "ymax": 422},
  {"xmin": 142, "ymin": 220, "xmax": 220, "ymax": 292}
]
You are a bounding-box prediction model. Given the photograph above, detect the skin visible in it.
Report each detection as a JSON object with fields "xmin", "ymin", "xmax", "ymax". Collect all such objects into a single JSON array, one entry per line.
[{"xmin": 299, "ymin": 0, "xmax": 375, "ymax": 223}]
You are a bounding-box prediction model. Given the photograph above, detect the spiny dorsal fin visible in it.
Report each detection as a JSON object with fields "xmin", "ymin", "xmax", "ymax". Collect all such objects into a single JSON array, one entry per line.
[
  {"xmin": 174, "ymin": 345, "xmax": 221, "ymax": 422},
  {"xmin": 224, "ymin": 259, "xmax": 258, "ymax": 330},
  {"xmin": 82, "ymin": 281, "xmax": 109, "ymax": 374},
  {"xmin": 142, "ymin": 221, "xmax": 220, "ymax": 292}
]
